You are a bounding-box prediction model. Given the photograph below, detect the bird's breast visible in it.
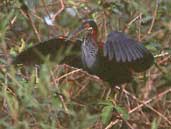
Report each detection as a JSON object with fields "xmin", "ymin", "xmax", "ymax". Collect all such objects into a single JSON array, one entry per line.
[{"xmin": 81, "ymin": 43, "xmax": 99, "ymax": 71}]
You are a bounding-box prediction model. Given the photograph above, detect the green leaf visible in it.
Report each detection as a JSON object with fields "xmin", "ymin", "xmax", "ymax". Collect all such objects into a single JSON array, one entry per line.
[
  {"xmin": 145, "ymin": 42, "xmax": 161, "ymax": 52},
  {"xmin": 151, "ymin": 119, "xmax": 158, "ymax": 129},
  {"xmin": 101, "ymin": 105, "xmax": 113, "ymax": 124},
  {"xmin": 99, "ymin": 101, "xmax": 113, "ymax": 106},
  {"xmin": 114, "ymin": 105, "xmax": 129, "ymax": 120}
]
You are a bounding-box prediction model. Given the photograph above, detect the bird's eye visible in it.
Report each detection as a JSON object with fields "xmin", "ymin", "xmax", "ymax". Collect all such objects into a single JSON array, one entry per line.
[{"xmin": 84, "ymin": 23, "xmax": 90, "ymax": 29}]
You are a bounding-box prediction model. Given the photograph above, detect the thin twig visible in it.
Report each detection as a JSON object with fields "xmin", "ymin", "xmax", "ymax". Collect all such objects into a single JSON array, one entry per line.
[
  {"xmin": 128, "ymin": 88, "xmax": 171, "ymax": 114},
  {"xmin": 127, "ymin": 13, "xmax": 142, "ymax": 27},
  {"xmin": 138, "ymin": 13, "xmax": 142, "ymax": 41},
  {"xmin": 52, "ymin": 0, "xmax": 64, "ymax": 21},
  {"xmin": 105, "ymin": 119, "xmax": 120, "ymax": 129},
  {"xmin": 147, "ymin": 0, "xmax": 159, "ymax": 34},
  {"xmin": 124, "ymin": 119, "xmax": 136, "ymax": 129},
  {"xmin": 27, "ymin": 13, "xmax": 41, "ymax": 42},
  {"xmin": 50, "ymin": 68, "xmax": 69, "ymax": 113},
  {"xmin": 41, "ymin": 0, "xmax": 50, "ymax": 17},
  {"xmin": 53, "ymin": 68, "xmax": 82, "ymax": 82},
  {"xmin": 105, "ymin": 87, "xmax": 171, "ymax": 129},
  {"xmin": 123, "ymin": 88, "xmax": 171, "ymax": 126}
]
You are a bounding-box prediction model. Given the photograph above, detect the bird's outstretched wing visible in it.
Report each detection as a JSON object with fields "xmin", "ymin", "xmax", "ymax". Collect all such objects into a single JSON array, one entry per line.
[
  {"xmin": 13, "ymin": 37, "xmax": 83, "ymax": 68},
  {"xmin": 103, "ymin": 31, "xmax": 154, "ymax": 72}
]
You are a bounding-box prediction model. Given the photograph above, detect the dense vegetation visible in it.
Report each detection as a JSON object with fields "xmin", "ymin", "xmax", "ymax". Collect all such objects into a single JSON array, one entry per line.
[{"xmin": 0, "ymin": 0, "xmax": 171, "ymax": 129}]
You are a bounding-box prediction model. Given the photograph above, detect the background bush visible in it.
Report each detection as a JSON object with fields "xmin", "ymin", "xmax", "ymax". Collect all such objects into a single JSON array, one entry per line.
[{"xmin": 0, "ymin": 0, "xmax": 171, "ymax": 129}]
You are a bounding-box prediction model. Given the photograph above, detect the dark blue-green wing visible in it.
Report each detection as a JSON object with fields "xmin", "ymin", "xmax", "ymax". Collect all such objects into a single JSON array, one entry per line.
[
  {"xmin": 13, "ymin": 37, "xmax": 83, "ymax": 68},
  {"xmin": 103, "ymin": 31, "xmax": 154, "ymax": 72}
]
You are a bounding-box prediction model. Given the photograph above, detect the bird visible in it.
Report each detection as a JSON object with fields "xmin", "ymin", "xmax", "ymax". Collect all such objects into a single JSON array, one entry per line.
[{"xmin": 13, "ymin": 19, "xmax": 154, "ymax": 85}]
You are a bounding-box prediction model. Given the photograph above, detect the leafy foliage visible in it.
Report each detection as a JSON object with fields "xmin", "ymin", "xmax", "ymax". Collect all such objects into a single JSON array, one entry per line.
[{"xmin": 0, "ymin": 0, "xmax": 171, "ymax": 129}]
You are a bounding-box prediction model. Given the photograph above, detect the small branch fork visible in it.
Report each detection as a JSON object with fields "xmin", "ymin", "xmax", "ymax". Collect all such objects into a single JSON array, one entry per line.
[
  {"xmin": 20, "ymin": 2, "xmax": 41, "ymax": 42},
  {"xmin": 105, "ymin": 87, "xmax": 171, "ymax": 129},
  {"xmin": 51, "ymin": 0, "xmax": 65, "ymax": 22},
  {"xmin": 126, "ymin": 0, "xmax": 160, "ymax": 41},
  {"xmin": 51, "ymin": 64, "xmax": 101, "ymax": 85},
  {"xmin": 19, "ymin": 0, "xmax": 65, "ymax": 41}
]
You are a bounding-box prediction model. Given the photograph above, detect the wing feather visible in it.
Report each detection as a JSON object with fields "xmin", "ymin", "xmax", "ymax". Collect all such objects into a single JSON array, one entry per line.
[
  {"xmin": 13, "ymin": 37, "xmax": 83, "ymax": 67},
  {"xmin": 103, "ymin": 31, "xmax": 154, "ymax": 72}
]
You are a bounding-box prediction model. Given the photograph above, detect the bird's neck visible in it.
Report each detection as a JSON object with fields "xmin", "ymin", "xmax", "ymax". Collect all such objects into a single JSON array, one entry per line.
[
  {"xmin": 81, "ymin": 34, "xmax": 98, "ymax": 69},
  {"xmin": 92, "ymin": 29, "xmax": 98, "ymax": 42}
]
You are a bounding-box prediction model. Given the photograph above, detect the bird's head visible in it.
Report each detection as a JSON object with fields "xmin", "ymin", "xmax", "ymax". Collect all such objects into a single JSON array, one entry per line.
[
  {"xmin": 81, "ymin": 19, "xmax": 98, "ymax": 33},
  {"xmin": 68, "ymin": 19, "xmax": 98, "ymax": 40}
]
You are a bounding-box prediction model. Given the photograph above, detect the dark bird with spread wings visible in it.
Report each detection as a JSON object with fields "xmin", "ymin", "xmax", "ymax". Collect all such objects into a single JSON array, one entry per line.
[{"xmin": 13, "ymin": 19, "xmax": 154, "ymax": 85}]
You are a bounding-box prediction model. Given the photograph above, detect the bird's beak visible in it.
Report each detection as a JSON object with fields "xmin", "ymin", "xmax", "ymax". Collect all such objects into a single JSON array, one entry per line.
[{"xmin": 67, "ymin": 25, "xmax": 84, "ymax": 40}]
